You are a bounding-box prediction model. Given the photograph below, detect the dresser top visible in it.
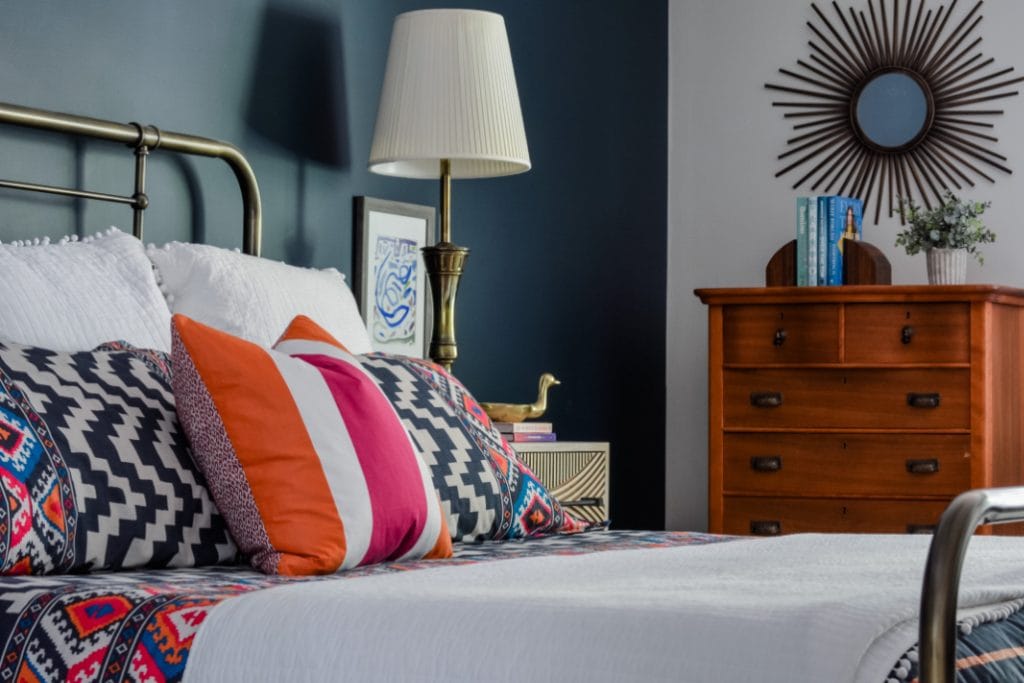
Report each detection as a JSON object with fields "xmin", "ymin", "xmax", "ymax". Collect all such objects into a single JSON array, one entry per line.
[{"xmin": 695, "ymin": 284, "xmax": 1024, "ymax": 306}]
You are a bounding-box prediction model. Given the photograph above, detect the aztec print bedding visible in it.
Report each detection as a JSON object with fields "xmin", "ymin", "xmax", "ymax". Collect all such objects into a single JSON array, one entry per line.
[{"xmin": 2, "ymin": 529, "xmax": 1022, "ymax": 683}]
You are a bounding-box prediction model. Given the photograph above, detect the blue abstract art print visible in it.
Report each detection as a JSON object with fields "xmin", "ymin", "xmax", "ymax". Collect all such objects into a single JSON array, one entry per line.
[{"xmin": 355, "ymin": 197, "xmax": 435, "ymax": 357}]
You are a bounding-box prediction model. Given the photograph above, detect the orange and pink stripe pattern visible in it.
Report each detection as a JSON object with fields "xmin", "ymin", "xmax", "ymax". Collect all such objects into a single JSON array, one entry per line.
[{"xmin": 171, "ymin": 314, "xmax": 451, "ymax": 576}]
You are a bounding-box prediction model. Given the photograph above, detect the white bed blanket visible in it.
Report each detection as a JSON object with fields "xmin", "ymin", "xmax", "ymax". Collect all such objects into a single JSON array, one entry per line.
[{"xmin": 183, "ymin": 533, "xmax": 1024, "ymax": 682}]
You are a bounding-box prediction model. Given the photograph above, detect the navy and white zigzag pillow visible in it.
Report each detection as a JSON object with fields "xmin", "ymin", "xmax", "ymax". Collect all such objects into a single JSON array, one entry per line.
[
  {"xmin": 0, "ymin": 340, "xmax": 236, "ymax": 574},
  {"xmin": 361, "ymin": 353, "xmax": 589, "ymax": 543}
]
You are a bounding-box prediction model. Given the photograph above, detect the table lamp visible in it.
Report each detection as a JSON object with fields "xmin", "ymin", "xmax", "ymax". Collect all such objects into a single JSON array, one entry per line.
[{"xmin": 369, "ymin": 9, "xmax": 531, "ymax": 371}]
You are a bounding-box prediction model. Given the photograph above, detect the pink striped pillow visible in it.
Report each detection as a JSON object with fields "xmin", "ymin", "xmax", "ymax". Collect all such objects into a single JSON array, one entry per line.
[{"xmin": 171, "ymin": 314, "xmax": 451, "ymax": 576}]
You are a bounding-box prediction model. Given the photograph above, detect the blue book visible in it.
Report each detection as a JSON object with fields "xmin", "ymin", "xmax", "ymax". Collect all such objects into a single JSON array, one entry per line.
[
  {"xmin": 796, "ymin": 197, "xmax": 809, "ymax": 286},
  {"xmin": 816, "ymin": 196, "xmax": 830, "ymax": 286},
  {"xmin": 825, "ymin": 196, "xmax": 838, "ymax": 285},
  {"xmin": 807, "ymin": 198, "xmax": 818, "ymax": 286},
  {"xmin": 828, "ymin": 196, "xmax": 864, "ymax": 285}
]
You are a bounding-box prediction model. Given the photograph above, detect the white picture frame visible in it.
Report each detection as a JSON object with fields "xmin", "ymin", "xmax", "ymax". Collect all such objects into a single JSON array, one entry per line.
[{"xmin": 353, "ymin": 197, "xmax": 435, "ymax": 357}]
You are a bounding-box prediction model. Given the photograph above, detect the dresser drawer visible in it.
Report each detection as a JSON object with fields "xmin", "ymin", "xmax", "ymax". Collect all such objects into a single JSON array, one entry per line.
[
  {"xmin": 722, "ymin": 497, "xmax": 949, "ymax": 535},
  {"xmin": 723, "ymin": 433, "xmax": 971, "ymax": 496},
  {"xmin": 845, "ymin": 303, "xmax": 970, "ymax": 363},
  {"xmin": 723, "ymin": 368, "xmax": 970, "ymax": 429},
  {"xmin": 723, "ymin": 304, "xmax": 840, "ymax": 364}
]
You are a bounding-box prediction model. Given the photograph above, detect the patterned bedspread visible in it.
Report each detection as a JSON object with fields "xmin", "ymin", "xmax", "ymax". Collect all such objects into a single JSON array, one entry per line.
[
  {"xmin": 0, "ymin": 530, "xmax": 723, "ymax": 682},
  {"xmin": 3, "ymin": 529, "xmax": 1022, "ymax": 683},
  {"xmin": 888, "ymin": 609, "xmax": 1024, "ymax": 682}
]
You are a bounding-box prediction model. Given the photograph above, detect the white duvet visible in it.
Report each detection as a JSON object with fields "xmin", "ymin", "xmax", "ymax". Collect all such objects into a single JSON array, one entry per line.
[{"xmin": 182, "ymin": 533, "xmax": 1024, "ymax": 682}]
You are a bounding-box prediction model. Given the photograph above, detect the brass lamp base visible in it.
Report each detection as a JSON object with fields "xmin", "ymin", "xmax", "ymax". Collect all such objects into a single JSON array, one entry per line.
[{"xmin": 423, "ymin": 241, "xmax": 469, "ymax": 372}]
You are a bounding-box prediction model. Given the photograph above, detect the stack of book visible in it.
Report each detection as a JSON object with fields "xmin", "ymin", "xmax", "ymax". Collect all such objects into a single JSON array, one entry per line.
[
  {"xmin": 796, "ymin": 195, "xmax": 864, "ymax": 286},
  {"xmin": 495, "ymin": 421, "xmax": 556, "ymax": 443}
]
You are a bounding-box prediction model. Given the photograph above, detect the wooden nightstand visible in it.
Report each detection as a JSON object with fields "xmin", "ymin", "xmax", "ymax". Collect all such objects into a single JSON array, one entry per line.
[
  {"xmin": 512, "ymin": 441, "xmax": 610, "ymax": 524},
  {"xmin": 696, "ymin": 285, "xmax": 1024, "ymax": 536}
]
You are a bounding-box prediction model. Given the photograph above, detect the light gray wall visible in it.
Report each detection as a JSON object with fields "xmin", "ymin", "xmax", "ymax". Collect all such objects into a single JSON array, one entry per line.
[{"xmin": 667, "ymin": 0, "xmax": 1024, "ymax": 530}]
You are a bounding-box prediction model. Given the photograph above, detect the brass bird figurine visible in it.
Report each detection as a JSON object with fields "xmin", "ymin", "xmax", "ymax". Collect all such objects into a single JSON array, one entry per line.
[{"xmin": 480, "ymin": 373, "xmax": 560, "ymax": 423}]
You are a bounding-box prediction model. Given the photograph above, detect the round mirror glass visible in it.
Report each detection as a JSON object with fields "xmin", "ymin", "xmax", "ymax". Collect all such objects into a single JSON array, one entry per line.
[{"xmin": 855, "ymin": 72, "xmax": 930, "ymax": 149}]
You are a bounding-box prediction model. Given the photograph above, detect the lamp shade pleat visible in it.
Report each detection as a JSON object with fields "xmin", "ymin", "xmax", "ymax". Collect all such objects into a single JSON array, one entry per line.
[{"xmin": 369, "ymin": 9, "xmax": 531, "ymax": 179}]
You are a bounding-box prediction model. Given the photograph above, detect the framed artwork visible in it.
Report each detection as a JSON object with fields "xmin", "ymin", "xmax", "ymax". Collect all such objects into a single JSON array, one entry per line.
[{"xmin": 353, "ymin": 197, "xmax": 435, "ymax": 357}]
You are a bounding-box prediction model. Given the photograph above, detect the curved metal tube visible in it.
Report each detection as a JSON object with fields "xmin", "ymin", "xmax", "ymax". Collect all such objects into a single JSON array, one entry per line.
[
  {"xmin": 920, "ymin": 486, "xmax": 1024, "ymax": 682},
  {"xmin": 0, "ymin": 101, "xmax": 262, "ymax": 255}
]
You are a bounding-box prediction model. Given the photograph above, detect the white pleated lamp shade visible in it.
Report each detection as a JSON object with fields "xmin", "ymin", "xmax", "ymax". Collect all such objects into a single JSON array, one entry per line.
[{"xmin": 369, "ymin": 9, "xmax": 531, "ymax": 179}]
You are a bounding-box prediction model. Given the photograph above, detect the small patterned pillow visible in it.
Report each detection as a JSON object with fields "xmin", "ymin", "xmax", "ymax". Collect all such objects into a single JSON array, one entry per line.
[
  {"xmin": 171, "ymin": 314, "xmax": 452, "ymax": 576},
  {"xmin": 360, "ymin": 354, "xmax": 590, "ymax": 542},
  {"xmin": 0, "ymin": 340, "xmax": 236, "ymax": 574}
]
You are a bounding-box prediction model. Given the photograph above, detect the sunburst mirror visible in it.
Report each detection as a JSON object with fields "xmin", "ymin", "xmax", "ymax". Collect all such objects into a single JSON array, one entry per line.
[{"xmin": 766, "ymin": 0, "xmax": 1022, "ymax": 223}]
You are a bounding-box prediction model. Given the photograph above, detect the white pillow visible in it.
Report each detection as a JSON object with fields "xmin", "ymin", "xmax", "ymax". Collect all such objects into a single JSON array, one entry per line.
[
  {"xmin": 147, "ymin": 242, "xmax": 372, "ymax": 353},
  {"xmin": 0, "ymin": 228, "xmax": 172, "ymax": 351}
]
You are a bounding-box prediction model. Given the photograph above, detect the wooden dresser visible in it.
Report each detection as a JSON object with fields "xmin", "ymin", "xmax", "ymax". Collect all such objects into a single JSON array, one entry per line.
[{"xmin": 695, "ymin": 285, "xmax": 1024, "ymax": 536}]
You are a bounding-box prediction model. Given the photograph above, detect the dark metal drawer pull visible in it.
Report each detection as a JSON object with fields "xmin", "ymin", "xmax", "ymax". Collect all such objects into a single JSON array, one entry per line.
[
  {"xmin": 750, "ymin": 520, "xmax": 781, "ymax": 536},
  {"xmin": 907, "ymin": 392, "xmax": 940, "ymax": 408},
  {"xmin": 901, "ymin": 325, "xmax": 914, "ymax": 344},
  {"xmin": 750, "ymin": 456, "xmax": 782, "ymax": 472},
  {"xmin": 560, "ymin": 497, "xmax": 602, "ymax": 508},
  {"xmin": 750, "ymin": 391, "xmax": 783, "ymax": 408},
  {"xmin": 906, "ymin": 458, "xmax": 940, "ymax": 475},
  {"xmin": 773, "ymin": 328, "xmax": 787, "ymax": 347},
  {"xmin": 907, "ymin": 524, "xmax": 937, "ymax": 534}
]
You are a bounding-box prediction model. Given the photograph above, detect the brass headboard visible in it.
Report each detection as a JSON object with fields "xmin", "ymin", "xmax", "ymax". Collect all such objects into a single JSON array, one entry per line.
[{"xmin": 0, "ymin": 101, "xmax": 262, "ymax": 256}]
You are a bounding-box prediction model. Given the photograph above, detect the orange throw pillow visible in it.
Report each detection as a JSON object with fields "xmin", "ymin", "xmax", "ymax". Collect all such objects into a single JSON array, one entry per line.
[{"xmin": 171, "ymin": 314, "xmax": 451, "ymax": 575}]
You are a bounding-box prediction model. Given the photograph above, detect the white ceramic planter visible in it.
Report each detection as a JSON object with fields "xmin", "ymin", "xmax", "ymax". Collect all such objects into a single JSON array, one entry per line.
[{"xmin": 926, "ymin": 247, "xmax": 967, "ymax": 285}]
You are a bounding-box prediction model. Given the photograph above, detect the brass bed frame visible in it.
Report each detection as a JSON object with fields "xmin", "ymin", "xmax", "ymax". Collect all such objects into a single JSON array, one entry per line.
[
  {"xmin": 0, "ymin": 100, "xmax": 1021, "ymax": 683},
  {"xmin": 921, "ymin": 487, "xmax": 1024, "ymax": 682},
  {"xmin": 0, "ymin": 101, "xmax": 262, "ymax": 256}
]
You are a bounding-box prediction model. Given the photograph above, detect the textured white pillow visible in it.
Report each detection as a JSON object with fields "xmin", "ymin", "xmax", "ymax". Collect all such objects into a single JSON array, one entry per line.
[
  {"xmin": 0, "ymin": 228, "xmax": 172, "ymax": 351},
  {"xmin": 147, "ymin": 242, "xmax": 372, "ymax": 353}
]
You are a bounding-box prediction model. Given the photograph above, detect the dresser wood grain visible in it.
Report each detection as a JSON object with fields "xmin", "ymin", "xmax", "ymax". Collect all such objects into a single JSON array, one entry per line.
[{"xmin": 695, "ymin": 285, "xmax": 1024, "ymax": 536}]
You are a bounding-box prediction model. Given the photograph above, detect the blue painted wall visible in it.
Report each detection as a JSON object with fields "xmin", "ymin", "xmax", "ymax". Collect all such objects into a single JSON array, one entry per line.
[{"xmin": 0, "ymin": 0, "xmax": 667, "ymax": 530}]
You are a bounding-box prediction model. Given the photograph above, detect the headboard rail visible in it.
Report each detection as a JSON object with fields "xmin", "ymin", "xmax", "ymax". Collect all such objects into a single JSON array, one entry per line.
[{"xmin": 0, "ymin": 101, "xmax": 262, "ymax": 255}]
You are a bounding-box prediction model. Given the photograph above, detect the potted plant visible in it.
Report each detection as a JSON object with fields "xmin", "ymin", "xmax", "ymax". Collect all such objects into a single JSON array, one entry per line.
[{"xmin": 895, "ymin": 192, "xmax": 995, "ymax": 285}]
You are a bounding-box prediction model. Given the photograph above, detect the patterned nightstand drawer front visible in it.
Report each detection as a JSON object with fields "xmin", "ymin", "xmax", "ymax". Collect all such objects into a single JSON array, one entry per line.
[{"xmin": 513, "ymin": 442, "xmax": 610, "ymax": 524}]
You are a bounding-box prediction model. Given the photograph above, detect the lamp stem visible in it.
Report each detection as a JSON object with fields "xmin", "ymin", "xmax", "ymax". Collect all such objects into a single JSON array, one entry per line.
[
  {"xmin": 440, "ymin": 158, "xmax": 452, "ymax": 243},
  {"xmin": 423, "ymin": 157, "xmax": 468, "ymax": 372}
]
